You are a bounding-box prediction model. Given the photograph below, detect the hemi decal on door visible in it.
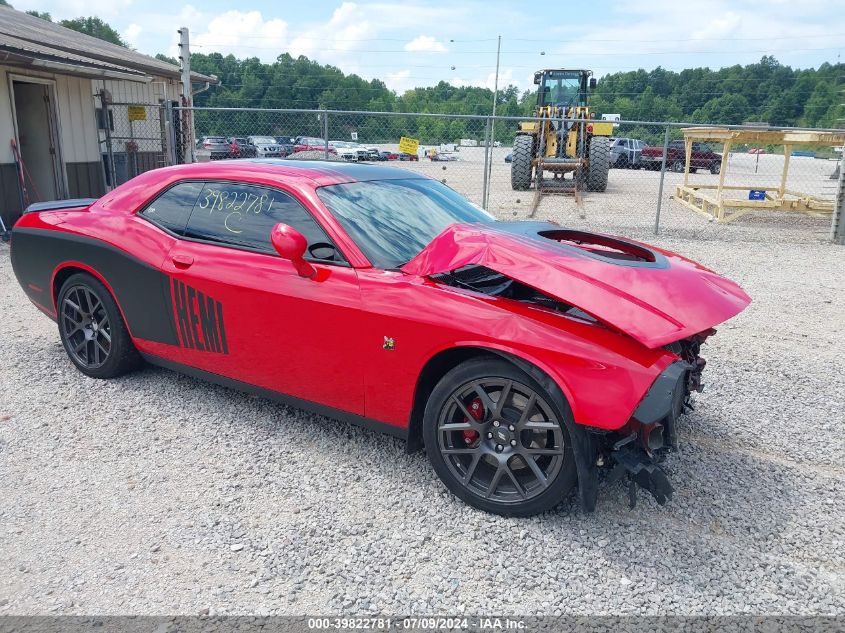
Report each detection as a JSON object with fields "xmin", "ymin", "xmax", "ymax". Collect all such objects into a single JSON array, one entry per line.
[{"xmin": 171, "ymin": 278, "xmax": 229, "ymax": 354}]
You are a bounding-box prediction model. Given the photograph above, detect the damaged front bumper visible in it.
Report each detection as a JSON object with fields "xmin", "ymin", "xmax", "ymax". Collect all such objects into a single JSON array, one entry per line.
[{"xmin": 603, "ymin": 359, "xmax": 699, "ymax": 507}]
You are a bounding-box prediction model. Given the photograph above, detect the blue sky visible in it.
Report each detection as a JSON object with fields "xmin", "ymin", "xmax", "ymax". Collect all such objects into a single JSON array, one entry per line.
[{"xmin": 14, "ymin": 0, "xmax": 845, "ymax": 91}]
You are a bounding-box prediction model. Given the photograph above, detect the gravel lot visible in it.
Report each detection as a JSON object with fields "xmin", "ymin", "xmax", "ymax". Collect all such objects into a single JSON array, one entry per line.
[{"xmin": 1, "ymin": 174, "xmax": 844, "ymax": 616}]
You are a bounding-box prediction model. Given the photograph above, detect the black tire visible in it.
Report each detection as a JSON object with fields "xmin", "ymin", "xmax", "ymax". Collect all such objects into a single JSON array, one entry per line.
[
  {"xmin": 671, "ymin": 159, "xmax": 685, "ymax": 173},
  {"xmin": 585, "ymin": 136, "xmax": 611, "ymax": 192},
  {"xmin": 709, "ymin": 161, "xmax": 721, "ymax": 175},
  {"xmin": 423, "ymin": 357, "xmax": 577, "ymax": 517},
  {"xmin": 511, "ymin": 135, "xmax": 534, "ymax": 191},
  {"xmin": 616, "ymin": 155, "xmax": 629, "ymax": 169},
  {"xmin": 57, "ymin": 273, "xmax": 140, "ymax": 379}
]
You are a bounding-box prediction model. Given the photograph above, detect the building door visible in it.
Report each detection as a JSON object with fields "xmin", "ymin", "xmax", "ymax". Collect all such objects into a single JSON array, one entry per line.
[{"xmin": 11, "ymin": 79, "xmax": 64, "ymax": 203}]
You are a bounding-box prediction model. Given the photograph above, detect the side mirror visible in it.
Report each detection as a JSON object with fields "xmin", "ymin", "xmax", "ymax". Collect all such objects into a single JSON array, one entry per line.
[
  {"xmin": 589, "ymin": 78, "xmax": 597, "ymax": 90},
  {"xmin": 270, "ymin": 223, "xmax": 316, "ymax": 278}
]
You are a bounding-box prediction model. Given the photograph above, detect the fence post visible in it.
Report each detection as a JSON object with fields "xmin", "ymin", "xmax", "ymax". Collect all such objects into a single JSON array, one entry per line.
[
  {"xmin": 163, "ymin": 101, "xmax": 177, "ymax": 166},
  {"xmin": 322, "ymin": 110, "xmax": 329, "ymax": 160},
  {"xmin": 654, "ymin": 125, "xmax": 671, "ymax": 235},
  {"xmin": 832, "ymin": 141, "xmax": 845, "ymax": 245},
  {"xmin": 98, "ymin": 89, "xmax": 116, "ymax": 191},
  {"xmin": 481, "ymin": 117, "xmax": 492, "ymax": 209}
]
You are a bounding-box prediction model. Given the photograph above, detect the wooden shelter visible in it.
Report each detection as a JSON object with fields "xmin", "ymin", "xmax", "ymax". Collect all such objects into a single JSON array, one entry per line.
[{"xmin": 673, "ymin": 127, "xmax": 845, "ymax": 223}]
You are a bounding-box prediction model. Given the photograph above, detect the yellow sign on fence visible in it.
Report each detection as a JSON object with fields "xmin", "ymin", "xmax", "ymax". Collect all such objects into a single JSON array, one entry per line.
[
  {"xmin": 127, "ymin": 106, "xmax": 147, "ymax": 122},
  {"xmin": 399, "ymin": 136, "xmax": 420, "ymax": 155}
]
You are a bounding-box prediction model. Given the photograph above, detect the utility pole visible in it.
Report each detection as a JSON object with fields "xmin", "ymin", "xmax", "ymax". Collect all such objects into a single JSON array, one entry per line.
[
  {"xmin": 484, "ymin": 35, "xmax": 501, "ymax": 209},
  {"xmin": 178, "ymin": 27, "xmax": 195, "ymax": 163}
]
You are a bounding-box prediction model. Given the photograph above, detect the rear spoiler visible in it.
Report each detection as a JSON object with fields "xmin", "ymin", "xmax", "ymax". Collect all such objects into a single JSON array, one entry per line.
[{"xmin": 24, "ymin": 198, "xmax": 98, "ymax": 214}]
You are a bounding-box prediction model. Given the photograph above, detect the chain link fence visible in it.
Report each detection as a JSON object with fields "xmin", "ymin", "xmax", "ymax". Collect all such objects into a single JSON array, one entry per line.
[
  {"xmin": 167, "ymin": 106, "xmax": 845, "ymax": 243},
  {"xmin": 97, "ymin": 93, "xmax": 169, "ymax": 188}
]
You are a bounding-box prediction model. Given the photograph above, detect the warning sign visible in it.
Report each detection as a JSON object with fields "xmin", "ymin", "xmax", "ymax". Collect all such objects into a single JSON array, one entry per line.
[
  {"xmin": 399, "ymin": 136, "xmax": 420, "ymax": 155},
  {"xmin": 127, "ymin": 106, "xmax": 147, "ymax": 122}
]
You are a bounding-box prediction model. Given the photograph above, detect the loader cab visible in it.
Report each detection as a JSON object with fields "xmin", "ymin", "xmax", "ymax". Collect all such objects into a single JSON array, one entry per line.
[{"xmin": 534, "ymin": 70, "xmax": 595, "ymax": 109}]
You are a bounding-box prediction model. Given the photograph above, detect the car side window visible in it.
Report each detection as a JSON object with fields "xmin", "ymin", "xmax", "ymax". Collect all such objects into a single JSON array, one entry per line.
[
  {"xmin": 139, "ymin": 181, "xmax": 204, "ymax": 235},
  {"xmin": 184, "ymin": 182, "xmax": 341, "ymax": 261}
]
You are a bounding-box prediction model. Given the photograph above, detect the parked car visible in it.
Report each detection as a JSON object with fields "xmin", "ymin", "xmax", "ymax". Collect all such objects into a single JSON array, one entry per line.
[
  {"xmin": 330, "ymin": 141, "xmax": 368, "ymax": 162},
  {"xmin": 247, "ymin": 136, "xmax": 283, "ymax": 158},
  {"xmin": 227, "ymin": 137, "xmax": 257, "ymax": 159},
  {"xmin": 430, "ymin": 153, "xmax": 458, "ymax": 162},
  {"xmin": 293, "ymin": 137, "xmax": 337, "ymax": 154},
  {"xmin": 275, "ymin": 136, "xmax": 296, "ymax": 156},
  {"xmin": 196, "ymin": 136, "xmax": 230, "ymax": 160},
  {"xmin": 610, "ymin": 138, "xmax": 647, "ymax": 168},
  {"xmin": 364, "ymin": 147, "xmax": 380, "ymax": 161},
  {"xmin": 640, "ymin": 140, "xmax": 722, "ymax": 174},
  {"xmin": 10, "ymin": 161, "xmax": 750, "ymax": 516},
  {"xmin": 398, "ymin": 153, "xmax": 419, "ymax": 162},
  {"xmin": 748, "ymin": 147, "xmax": 766, "ymax": 155},
  {"xmin": 276, "ymin": 136, "xmax": 296, "ymax": 156},
  {"xmin": 378, "ymin": 151, "xmax": 398, "ymax": 161}
]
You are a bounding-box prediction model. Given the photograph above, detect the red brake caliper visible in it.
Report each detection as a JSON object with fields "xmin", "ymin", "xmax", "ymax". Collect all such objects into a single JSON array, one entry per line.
[{"xmin": 463, "ymin": 397, "xmax": 483, "ymax": 445}]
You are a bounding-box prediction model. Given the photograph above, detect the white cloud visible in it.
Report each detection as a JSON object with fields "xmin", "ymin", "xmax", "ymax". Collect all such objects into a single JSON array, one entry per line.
[
  {"xmin": 385, "ymin": 69, "xmax": 413, "ymax": 92},
  {"xmin": 546, "ymin": 0, "xmax": 841, "ymax": 77},
  {"xmin": 192, "ymin": 10, "xmax": 288, "ymax": 62},
  {"xmin": 404, "ymin": 35, "xmax": 447, "ymax": 53},
  {"xmin": 123, "ymin": 23, "xmax": 142, "ymax": 48}
]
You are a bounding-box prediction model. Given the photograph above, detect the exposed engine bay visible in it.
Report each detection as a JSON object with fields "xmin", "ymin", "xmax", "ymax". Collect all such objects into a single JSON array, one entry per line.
[{"xmin": 432, "ymin": 264, "xmax": 597, "ymax": 323}]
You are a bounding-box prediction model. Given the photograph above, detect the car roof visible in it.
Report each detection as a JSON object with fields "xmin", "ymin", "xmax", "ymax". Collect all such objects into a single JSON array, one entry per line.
[{"xmin": 138, "ymin": 159, "xmax": 430, "ymax": 187}]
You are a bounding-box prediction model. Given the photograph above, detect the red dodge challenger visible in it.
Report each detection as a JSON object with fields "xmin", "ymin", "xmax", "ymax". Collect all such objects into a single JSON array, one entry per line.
[{"xmin": 10, "ymin": 160, "xmax": 750, "ymax": 516}]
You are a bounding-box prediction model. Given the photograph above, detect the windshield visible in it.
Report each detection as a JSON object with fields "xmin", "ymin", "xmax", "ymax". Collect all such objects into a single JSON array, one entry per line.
[
  {"xmin": 317, "ymin": 178, "xmax": 495, "ymax": 269},
  {"xmin": 541, "ymin": 72, "xmax": 582, "ymax": 107}
]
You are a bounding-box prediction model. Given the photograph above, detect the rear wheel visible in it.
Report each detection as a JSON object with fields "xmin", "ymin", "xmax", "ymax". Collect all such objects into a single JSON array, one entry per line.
[
  {"xmin": 57, "ymin": 273, "xmax": 140, "ymax": 379},
  {"xmin": 424, "ymin": 358, "xmax": 577, "ymax": 516},
  {"xmin": 585, "ymin": 136, "xmax": 610, "ymax": 192},
  {"xmin": 511, "ymin": 135, "xmax": 534, "ymax": 191}
]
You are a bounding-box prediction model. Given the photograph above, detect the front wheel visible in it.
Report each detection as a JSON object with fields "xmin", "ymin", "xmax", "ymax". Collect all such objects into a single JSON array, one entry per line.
[
  {"xmin": 510, "ymin": 135, "xmax": 534, "ymax": 191},
  {"xmin": 672, "ymin": 159, "xmax": 685, "ymax": 173},
  {"xmin": 57, "ymin": 273, "xmax": 140, "ymax": 379},
  {"xmin": 423, "ymin": 358, "xmax": 577, "ymax": 516},
  {"xmin": 710, "ymin": 161, "xmax": 721, "ymax": 174},
  {"xmin": 585, "ymin": 136, "xmax": 611, "ymax": 192}
]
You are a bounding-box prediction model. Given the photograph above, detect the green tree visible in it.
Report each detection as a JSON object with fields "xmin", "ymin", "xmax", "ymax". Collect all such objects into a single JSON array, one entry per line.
[
  {"xmin": 26, "ymin": 9, "xmax": 51, "ymax": 19},
  {"xmin": 59, "ymin": 16, "xmax": 127, "ymax": 47},
  {"xmin": 692, "ymin": 94, "xmax": 750, "ymax": 124}
]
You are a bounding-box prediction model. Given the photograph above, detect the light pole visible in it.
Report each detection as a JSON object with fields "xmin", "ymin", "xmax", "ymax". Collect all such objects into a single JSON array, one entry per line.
[{"xmin": 484, "ymin": 35, "xmax": 501, "ymax": 208}]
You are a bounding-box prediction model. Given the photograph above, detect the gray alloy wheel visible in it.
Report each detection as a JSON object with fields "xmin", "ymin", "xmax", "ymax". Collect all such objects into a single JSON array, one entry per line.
[
  {"xmin": 61, "ymin": 284, "xmax": 112, "ymax": 370},
  {"xmin": 57, "ymin": 273, "xmax": 140, "ymax": 379},
  {"xmin": 424, "ymin": 358, "xmax": 577, "ymax": 516}
]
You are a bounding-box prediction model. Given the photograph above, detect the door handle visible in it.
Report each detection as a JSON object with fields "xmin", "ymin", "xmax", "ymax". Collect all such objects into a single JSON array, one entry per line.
[{"xmin": 171, "ymin": 253, "xmax": 194, "ymax": 269}]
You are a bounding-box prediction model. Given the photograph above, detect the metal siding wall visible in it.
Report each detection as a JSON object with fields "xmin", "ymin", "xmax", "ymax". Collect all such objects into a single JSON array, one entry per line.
[
  {"xmin": 54, "ymin": 74, "xmax": 99, "ymax": 163},
  {"xmin": 100, "ymin": 77, "xmax": 179, "ymax": 104},
  {"xmin": 0, "ymin": 67, "xmax": 17, "ymax": 163}
]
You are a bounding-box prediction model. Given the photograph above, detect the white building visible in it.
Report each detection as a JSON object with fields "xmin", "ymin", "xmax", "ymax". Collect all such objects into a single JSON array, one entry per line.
[{"xmin": 0, "ymin": 6, "xmax": 215, "ymax": 228}]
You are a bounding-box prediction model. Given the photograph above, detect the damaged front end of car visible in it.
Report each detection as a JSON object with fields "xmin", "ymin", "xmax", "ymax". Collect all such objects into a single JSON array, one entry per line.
[
  {"xmin": 602, "ymin": 329, "xmax": 714, "ymax": 507},
  {"xmin": 405, "ymin": 221, "xmax": 751, "ymax": 510}
]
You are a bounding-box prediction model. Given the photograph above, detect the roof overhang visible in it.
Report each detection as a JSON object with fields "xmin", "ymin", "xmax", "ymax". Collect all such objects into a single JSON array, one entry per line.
[{"xmin": 1, "ymin": 52, "xmax": 152, "ymax": 83}]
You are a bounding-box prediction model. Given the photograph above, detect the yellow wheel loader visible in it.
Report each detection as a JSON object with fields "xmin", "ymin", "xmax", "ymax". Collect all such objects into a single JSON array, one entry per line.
[{"xmin": 511, "ymin": 69, "xmax": 613, "ymax": 194}]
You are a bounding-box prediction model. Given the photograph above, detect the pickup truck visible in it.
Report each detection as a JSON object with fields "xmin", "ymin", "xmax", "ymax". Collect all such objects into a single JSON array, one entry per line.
[{"xmin": 640, "ymin": 140, "xmax": 722, "ymax": 174}]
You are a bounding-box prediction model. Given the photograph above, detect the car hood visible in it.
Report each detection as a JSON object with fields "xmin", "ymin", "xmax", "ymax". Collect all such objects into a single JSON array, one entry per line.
[{"xmin": 401, "ymin": 222, "xmax": 751, "ymax": 349}]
